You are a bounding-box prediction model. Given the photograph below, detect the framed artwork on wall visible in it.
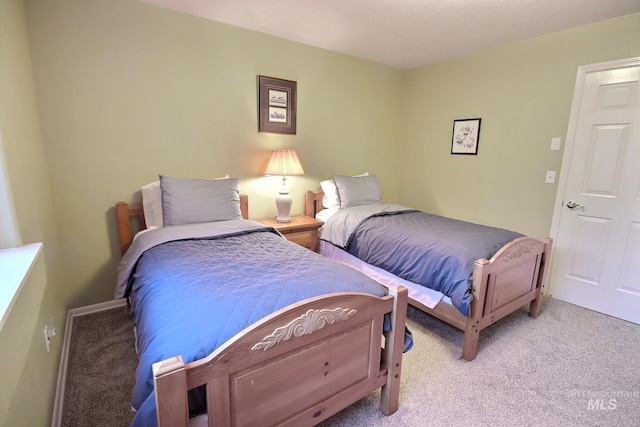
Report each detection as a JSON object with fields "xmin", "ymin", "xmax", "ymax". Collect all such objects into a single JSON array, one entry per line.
[
  {"xmin": 258, "ymin": 76, "xmax": 297, "ymax": 134},
  {"xmin": 451, "ymin": 118, "xmax": 481, "ymax": 155}
]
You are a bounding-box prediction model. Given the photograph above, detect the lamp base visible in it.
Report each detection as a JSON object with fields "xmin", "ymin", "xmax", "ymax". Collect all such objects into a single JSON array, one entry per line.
[{"xmin": 275, "ymin": 191, "xmax": 292, "ymax": 223}]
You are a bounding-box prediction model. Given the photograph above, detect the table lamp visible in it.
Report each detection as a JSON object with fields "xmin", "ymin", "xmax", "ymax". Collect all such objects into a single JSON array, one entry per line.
[{"xmin": 265, "ymin": 149, "xmax": 305, "ymax": 223}]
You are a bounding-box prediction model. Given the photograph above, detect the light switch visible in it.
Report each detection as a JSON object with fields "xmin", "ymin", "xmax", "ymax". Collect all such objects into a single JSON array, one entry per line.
[
  {"xmin": 550, "ymin": 137, "xmax": 561, "ymax": 151},
  {"xmin": 545, "ymin": 171, "xmax": 556, "ymax": 184}
]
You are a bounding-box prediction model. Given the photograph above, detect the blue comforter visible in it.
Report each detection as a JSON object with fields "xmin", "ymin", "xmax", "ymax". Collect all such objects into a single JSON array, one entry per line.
[
  {"xmin": 116, "ymin": 220, "xmax": 398, "ymax": 427},
  {"xmin": 321, "ymin": 205, "xmax": 524, "ymax": 316}
]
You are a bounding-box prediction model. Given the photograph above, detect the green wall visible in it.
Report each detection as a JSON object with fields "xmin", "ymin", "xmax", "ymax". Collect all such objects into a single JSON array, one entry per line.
[
  {"xmin": 24, "ymin": 0, "xmax": 404, "ymax": 308},
  {"xmin": 399, "ymin": 14, "xmax": 640, "ymax": 239},
  {"xmin": 0, "ymin": 0, "xmax": 66, "ymax": 425}
]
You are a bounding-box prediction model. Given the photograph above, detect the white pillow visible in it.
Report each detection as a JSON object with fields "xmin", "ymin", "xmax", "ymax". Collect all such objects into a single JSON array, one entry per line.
[
  {"xmin": 333, "ymin": 174, "xmax": 382, "ymax": 209},
  {"xmin": 141, "ymin": 181, "xmax": 164, "ymax": 228},
  {"xmin": 320, "ymin": 172, "xmax": 368, "ymax": 209},
  {"xmin": 141, "ymin": 175, "xmax": 228, "ymax": 228},
  {"xmin": 315, "ymin": 208, "xmax": 339, "ymax": 223}
]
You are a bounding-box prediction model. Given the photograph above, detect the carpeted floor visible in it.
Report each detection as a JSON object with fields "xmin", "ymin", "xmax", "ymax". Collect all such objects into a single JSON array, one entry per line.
[
  {"xmin": 59, "ymin": 298, "xmax": 640, "ymax": 426},
  {"xmin": 60, "ymin": 305, "xmax": 137, "ymax": 426}
]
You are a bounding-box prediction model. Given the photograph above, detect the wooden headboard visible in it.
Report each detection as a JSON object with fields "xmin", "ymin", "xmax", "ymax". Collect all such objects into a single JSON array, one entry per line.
[
  {"xmin": 115, "ymin": 194, "xmax": 249, "ymax": 256},
  {"xmin": 304, "ymin": 190, "xmax": 324, "ymax": 218}
]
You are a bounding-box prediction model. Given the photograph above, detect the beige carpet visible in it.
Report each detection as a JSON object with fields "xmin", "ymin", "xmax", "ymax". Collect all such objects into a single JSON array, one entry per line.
[{"xmin": 59, "ymin": 298, "xmax": 640, "ymax": 426}]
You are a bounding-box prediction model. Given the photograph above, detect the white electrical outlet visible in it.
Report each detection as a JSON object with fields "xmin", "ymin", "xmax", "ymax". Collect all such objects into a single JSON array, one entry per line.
[
  {"xmin": 44, "ymin": 326, "xmax": 51, "ymax": 352},
  {"xmin": 44, "ymin": 318, "xmax": 56, "ymax": 352},
  {"xmin": 545, "ymin": 171, "xmax": 556, "ymax": 184}
]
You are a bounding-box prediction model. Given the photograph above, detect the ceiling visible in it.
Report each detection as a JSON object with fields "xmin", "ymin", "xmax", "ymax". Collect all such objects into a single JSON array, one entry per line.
[{"xmin": 139, "ymin": 0, "xmax": 640, "ymax": 69}]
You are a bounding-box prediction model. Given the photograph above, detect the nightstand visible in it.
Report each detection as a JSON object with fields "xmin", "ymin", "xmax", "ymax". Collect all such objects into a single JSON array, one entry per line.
[{"xmin": 258, "ymin": 215, "xmax": 324, "ymax": 252}]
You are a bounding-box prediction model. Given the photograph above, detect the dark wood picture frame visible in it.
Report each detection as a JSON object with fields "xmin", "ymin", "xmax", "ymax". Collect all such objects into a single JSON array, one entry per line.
[
  {"xmin": 258, "ymin": 76, "xmax": 297, "ymax": 134},
  {"xmin": 451, "ymin": 118, "xmax": 481, "ymax": 155}
]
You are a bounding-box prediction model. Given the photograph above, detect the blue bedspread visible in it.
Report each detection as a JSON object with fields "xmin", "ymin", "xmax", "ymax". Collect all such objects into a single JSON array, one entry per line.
[
  {"xmin": 116, "ymin": 220, "xmax": 399, "ymax": 427},
  {"xmin": 321, "ymin": 205, "xmax": 524, "ymax": 316}
]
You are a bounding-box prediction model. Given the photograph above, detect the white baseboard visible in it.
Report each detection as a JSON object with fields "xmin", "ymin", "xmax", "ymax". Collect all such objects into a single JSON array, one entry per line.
[{"xmin": 50, "ymin": 299, "xmax": 128, "ymax": 427}]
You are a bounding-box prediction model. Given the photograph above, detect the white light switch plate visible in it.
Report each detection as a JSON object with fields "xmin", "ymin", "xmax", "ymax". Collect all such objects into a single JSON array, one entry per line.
[
  {"xmin": 545, "ymin": 171, "xmax": 556, "ymax": 184},
  {"xmin": 550, "ymin": 137, "xmax": 561, "ymax": 151}
]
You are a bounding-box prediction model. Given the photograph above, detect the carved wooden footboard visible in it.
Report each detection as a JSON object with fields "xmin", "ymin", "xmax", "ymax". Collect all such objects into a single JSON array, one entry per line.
[
  {"xmin": 305, "ymin": 190, "xmax": 552, "ymax": 361},
  {"xmin": 421, "ymin": 236, "xmax": 552, "ymax": 361},
  {"xmin": 153, "ymin": 288, "xmax": 408, "ymax": 426}
]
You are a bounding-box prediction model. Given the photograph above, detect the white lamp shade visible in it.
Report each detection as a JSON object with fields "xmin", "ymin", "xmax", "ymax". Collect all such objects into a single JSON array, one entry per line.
[{"xmin": 265, "ymin": 150, "xmax": 305, "ymax": 176}]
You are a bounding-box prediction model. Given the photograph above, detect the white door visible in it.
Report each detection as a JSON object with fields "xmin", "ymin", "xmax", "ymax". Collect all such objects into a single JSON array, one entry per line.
[{"xmin": 549, "ymin": 57, "xmax": 640, "ymax": 324}]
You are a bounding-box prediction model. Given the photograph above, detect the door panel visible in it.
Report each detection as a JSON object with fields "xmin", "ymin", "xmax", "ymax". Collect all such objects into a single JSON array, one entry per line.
[
  {"xmin": 584, "ymin": 125, "xmax": 627, "ymax": 196},
  {"xmin": 620, "ymin": 224, "xmax": 640, "ymax": 293},
  {"xmin": 567, "ymin": 216, "xmax": 609, "ymax": 284}
]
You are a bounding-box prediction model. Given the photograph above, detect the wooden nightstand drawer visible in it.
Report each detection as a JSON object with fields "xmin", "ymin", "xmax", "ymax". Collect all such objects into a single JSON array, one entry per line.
[
  {"xmin": 286, "ymin": 230, "xmax": 315, "ymax": 250},
  {"xmin": 257, "ymin": 215, "xmax": 323, "ymax": 252}
]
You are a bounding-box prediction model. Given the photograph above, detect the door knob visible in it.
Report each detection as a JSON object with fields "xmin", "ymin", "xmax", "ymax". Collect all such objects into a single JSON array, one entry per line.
[{"xmin": 566, "ymin": 200, "xmax": 584, "ymax": 209}]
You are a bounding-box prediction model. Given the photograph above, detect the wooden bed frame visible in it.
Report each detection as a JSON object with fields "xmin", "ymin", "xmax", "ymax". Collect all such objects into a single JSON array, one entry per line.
[
  {"xmin": 305, "ymin": 190, "xmax": 552, "ymax": 361},
  {"xmin": 115, "ymin": 198, "xmax": 409, "ymax": 426}
]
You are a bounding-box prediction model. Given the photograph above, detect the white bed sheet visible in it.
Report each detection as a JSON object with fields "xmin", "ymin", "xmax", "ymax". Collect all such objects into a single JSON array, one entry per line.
[{"xmin": 319, "ymin": 240, "xmax": 450, "ymax": 309}]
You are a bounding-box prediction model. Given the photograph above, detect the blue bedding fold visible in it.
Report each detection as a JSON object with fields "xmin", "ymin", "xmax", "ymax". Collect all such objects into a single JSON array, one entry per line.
[
  {"xmin": 117, "ymin": 222, "xmax": 402, "ymax": 427},
  {"xmin": 321, "ymin": 205, "xmax": 524, "ymax": 316}
]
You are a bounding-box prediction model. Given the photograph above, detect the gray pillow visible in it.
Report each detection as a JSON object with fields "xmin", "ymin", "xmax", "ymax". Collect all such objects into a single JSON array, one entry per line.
[
  {"xmin": 160, "ymin": 175, "xmax": 242, "ymax": 226},
  {"xmin": 333, "ymin": 174, "xmax": 382, "ymax": 209}
]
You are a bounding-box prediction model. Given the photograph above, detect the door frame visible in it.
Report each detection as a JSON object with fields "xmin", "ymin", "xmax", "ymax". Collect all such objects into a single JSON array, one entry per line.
[{"xmin": 547, "ymin": 56, "xmax": 640, "ymax": 294}]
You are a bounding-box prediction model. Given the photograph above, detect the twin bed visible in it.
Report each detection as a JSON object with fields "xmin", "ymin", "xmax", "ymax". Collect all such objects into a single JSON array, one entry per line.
[
  {"xmin": 305, "ymin": 174, "xmax": 552, "ymax": 361},
  {"xmin": 115, "ymin": 176, "xmax": 409, "ymax": 427}
]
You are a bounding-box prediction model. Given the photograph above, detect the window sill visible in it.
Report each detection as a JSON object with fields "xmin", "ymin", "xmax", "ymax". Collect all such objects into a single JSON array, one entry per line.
[{"xmin": 0, "ymin": 242, "xmax": 43, "ymax": 331}]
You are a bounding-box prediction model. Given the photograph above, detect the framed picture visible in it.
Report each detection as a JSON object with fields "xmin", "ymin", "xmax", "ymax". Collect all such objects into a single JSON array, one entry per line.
[
  {"xmin": 451, "ymin": 118, "xmax": 481, "ymax": 155},
  {"xmin": 258, "ymin": 76, "xmax": 297, "ymax": 134}
]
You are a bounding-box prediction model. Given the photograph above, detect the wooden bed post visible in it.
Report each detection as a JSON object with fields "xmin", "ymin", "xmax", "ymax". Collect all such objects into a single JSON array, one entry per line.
[
  {"xmin": 153, "ymin": 356, "xmax": 189, "ymax": 427},
  {"xmin": 305, "ymin": 190, "xmax": 319, "ymax": 218},
  {"xmin": 116, "ymin": 202, "xmax": 145, "ymax": 255},
  {"xmin": 380, "ymin": 285, "xmax": 408, "ymax": 415},
  {"xmin": 239, "ymin": 194, "xmax": 249, "ymax": 220},
  {"xmin": 529, "ymin": 238, "xmax": 552, "ymax": 318},
  {"xmin": 116, "ymin": 202, "xmax": 132, "ymax": 255},
  {"xmin": 461, "ymin": 259, "xmax": 489, "ymax": 361}
]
